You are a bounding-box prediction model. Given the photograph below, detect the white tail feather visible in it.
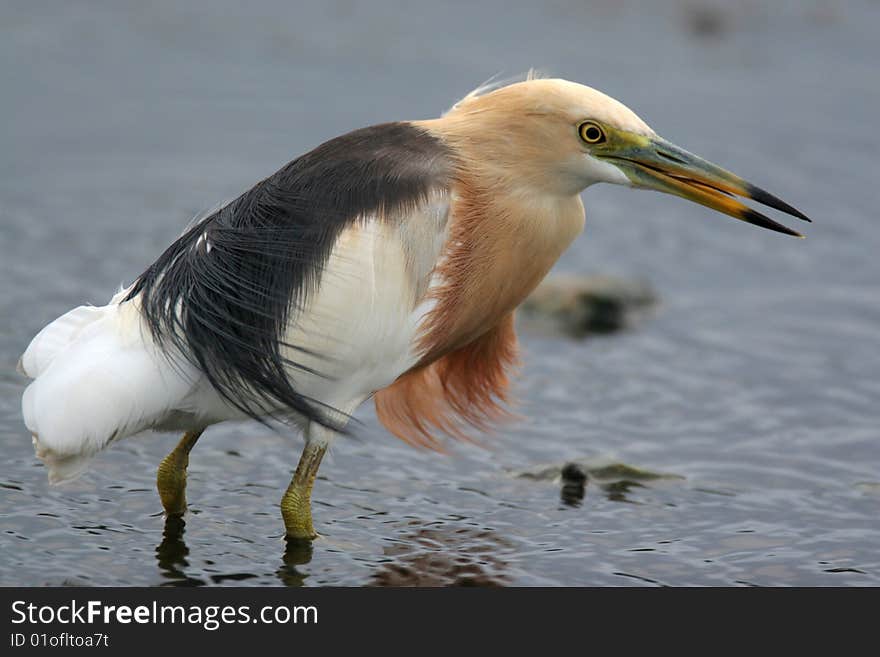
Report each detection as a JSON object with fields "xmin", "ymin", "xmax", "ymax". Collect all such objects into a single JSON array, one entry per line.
[
  {"xmin": 20, "ymin": 297, "xmax": 196, "ymax": 483},
  {"xmin": 31, "ymin": 435, "xmax": 95, "ymax": 484}
]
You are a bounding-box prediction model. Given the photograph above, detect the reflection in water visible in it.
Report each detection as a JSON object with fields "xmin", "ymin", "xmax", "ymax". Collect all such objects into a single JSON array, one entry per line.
[
  {"xmin": 370, "ymin": 521, "xmax": 512, "ymax": 587},
  {"xmin": 157, "ymin": 517, "xmax": 311, "ymax": 587},
  {"xmin": 600, "ymin": 480, "xmax": 646, "ymax": 504},
  {"xmin": 560, "ymin": 482, "xmax": 586, "ymax": 506},
  {"xmin": 155, "ymin": 516, "xmax": 205, "ymax": 586},
  {"xmin": 276, "ymin": 538, "xmax": 314, "ymax": 587}
]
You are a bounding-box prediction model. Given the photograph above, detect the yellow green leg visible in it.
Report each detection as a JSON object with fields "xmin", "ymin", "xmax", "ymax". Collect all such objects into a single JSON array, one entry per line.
[
  {"xmin": 156, "ymin": 429, "xmax": 204, "ymax": 516},
  {"xmin": 280, "ymin": 441, "xmax": 327, "ymax": 540}
]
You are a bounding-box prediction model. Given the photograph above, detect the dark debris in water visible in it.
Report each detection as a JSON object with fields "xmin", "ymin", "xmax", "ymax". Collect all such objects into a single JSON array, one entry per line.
[
  {"xmin": 561, "ymin": 462, "xmax": 588, "ymax": 484},
  {"xmin": 513, "ymin": 459, "xmax": 683, "ymax": 483},
  {"xmin": 519, "ymin": 274, "xmax": 657, "ymax": 339},
  {"xmin": 560, "ymin": 463, "xmax": 588, "ymax": 507},
  {"xmin": 513, "ymin": 459, "xmax": 684, "ymax": 506}
]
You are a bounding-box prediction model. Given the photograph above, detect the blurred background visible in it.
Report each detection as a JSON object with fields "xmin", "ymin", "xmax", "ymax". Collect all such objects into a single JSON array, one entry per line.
[{"xmin": 1, "ymin": 0, "xmax": 878, "ymax": 586}]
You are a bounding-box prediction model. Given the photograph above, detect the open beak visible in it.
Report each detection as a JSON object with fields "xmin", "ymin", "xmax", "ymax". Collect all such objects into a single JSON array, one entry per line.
[{"xmin": 602, "ymin": 135, "xmax": 811, "ymax": 237}]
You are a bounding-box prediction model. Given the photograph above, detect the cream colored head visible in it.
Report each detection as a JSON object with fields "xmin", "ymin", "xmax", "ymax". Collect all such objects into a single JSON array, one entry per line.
[
  {"xmin": 435, "ymin": 78, "xmax": 654, "ymax": 197},
  {"xmin": 426, "ymin": 77, "xmax": 809, "ymax": 235}
]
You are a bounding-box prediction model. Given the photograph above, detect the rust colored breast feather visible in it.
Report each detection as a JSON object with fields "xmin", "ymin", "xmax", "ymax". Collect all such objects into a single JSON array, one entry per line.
[{"xmin": 374, "ymin": 312, "xmax": 519, "ymax": 451}]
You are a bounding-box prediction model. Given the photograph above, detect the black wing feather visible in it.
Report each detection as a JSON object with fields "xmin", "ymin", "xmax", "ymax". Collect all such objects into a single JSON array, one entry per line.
[{"xmin": 125, "ymin": 122, "xmax": 452, "ymax": 428}]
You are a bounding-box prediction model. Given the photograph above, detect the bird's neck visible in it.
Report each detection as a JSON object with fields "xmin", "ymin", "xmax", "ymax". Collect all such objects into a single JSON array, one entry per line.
[{"xmin": 417, "ymin": 171, "xmax": 585, "ymax": 362}]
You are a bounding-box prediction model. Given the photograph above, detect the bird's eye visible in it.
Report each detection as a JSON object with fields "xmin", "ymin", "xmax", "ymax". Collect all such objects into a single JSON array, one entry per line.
[{"xmin": 578, "ymin": 121, "xmax": 606, "ymax": 144}]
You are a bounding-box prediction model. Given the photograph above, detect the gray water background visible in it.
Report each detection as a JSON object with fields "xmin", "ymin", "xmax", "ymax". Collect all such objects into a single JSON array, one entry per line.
[{"xmin": 1, "ymin": 0, "xmax": 878, "ymax": 586}]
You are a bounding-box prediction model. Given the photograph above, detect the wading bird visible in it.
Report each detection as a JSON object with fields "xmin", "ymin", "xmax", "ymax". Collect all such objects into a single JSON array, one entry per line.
[{"xmin": 19, "ymin": 78, "xmax": 809, "ymax": 540}]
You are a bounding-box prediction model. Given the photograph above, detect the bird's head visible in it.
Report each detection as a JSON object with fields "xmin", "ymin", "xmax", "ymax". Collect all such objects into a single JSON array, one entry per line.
[{"xmin": 437, "ymin": 77, "xmax": 809, "ymax": 236}]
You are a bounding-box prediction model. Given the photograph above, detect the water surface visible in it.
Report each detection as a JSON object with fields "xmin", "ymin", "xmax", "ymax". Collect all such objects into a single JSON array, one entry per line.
[{"xmin": 1, "ymin": 1, "xmax": 878, "ymax": 586}]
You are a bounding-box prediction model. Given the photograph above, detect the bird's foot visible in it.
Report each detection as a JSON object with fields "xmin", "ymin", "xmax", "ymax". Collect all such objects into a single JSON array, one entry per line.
[
  {"xmin": 157, "ymin": 450, "xmax": 188, "ymax": 516},
  {"xmin": 280, "ymin": 441, "xmax": 326, "ymax": 541},
  {"xmin": 156, "ymin": 430, "xmax": 203, "ymax": 516},
  {"xmin": 280, "ymin": 485, "xmax": 318, "ymax": 541}
]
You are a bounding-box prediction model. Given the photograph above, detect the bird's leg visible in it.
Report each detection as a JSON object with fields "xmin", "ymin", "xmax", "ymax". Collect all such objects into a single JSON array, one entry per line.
[
  {"xmin": 156, "ymin": 429, "xmax": 204, "ymax": 516},
  {"xmin": 280, "ymin": 434, "xmax": 328, "ymax": 541}
]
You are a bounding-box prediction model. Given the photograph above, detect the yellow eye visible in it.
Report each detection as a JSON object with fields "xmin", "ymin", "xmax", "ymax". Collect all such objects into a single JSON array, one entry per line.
[{"xmin": 578, "ymin": 121, "xmax": 605, "ymax": 144}]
